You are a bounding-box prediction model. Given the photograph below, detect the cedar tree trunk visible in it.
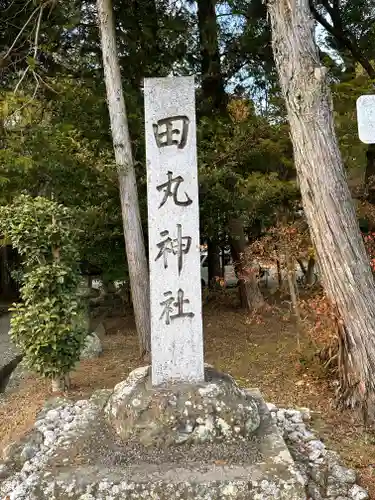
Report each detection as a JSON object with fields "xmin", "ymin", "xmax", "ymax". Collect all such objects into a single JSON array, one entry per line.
[
  {"xmin": 365, "ymin": 144, "xmax": 375, "ymax": 203},
  {"xmin": 229, "ymin": 218, "xmax": 264, "ymax": 311},
  {"xmin": 196, "ymin": 0, "xmax": 227, "ymax": 114},
  {"xmin": 267, "ymin": 0, "xmax": 375, "ymax": 414},
  {"xmin": 207, "ymin": 238, "xmax": 223, "ymax": 289},
  {"xmin": 97, "ymin": 0, "xmax": 151, "ymax": 355}
]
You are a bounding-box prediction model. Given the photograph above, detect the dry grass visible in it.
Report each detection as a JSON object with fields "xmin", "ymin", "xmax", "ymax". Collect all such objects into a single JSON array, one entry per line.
[
  {"xmin": 0, "ymin": 315, "xmax": 140, "ymax": 449},
  {"xmin": 1, "ymin": 294, "xmax": 375, "ymax": 497}
]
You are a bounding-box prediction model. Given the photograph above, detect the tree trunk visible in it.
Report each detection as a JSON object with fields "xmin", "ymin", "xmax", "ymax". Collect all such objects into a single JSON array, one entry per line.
[
  {"xmin": 97, "ymin": 0, "xmax": 151, "ymax": 355},
  {"xmin": 51, "ymin": 243, "xmax": 73, "ymax": 390},
  {"xmin": 364, "ymin": 144, "xmax": 375, "ymax": 203},
  {"xmin": 297, "ymin": 256, "xmax": 316, "ymax": 286},
  {"xmin": 246, "ymin": 219, "xmax": 262, "ymax": 244},
  {"xmin": 268, "ymin": 0, "xmax": 375, "ymax": 414},
  {"xmin": 51, "ymin": 374, "xmax": 71, "ymax": 393},
  {"xmin": 131, "ymin": 0, "xmax": 160, "ymax": 85},
  {"xmin": 276, "ymin": 255, "xmax": 282, "ymax": 288},
  {"xmin": 221, "ymin": 247, "xmax": 225, "ymax": 277},
  {"xmin": 308, "ymin": 1, "xmax": 375, "ymax": 222},
  {"xmin": 196, "ymin": 0, "xmax": 228, "ymax": 114},
  {"xmin": 305, "ymin": 256, "xmax": 316, "ymax": 286},
  {"xmin": 207, "ymin": 238, "xmax": 222, "ymax": 289},
  {"xmin": 102, "ymin": 278, "xmax": 116, "ymax": 295},
  {"xmin": 229, "ymin": 218, "xmax": 264, "ymax": 311},
  {"xmin": 286, "ymin": 253, "xmax": 301, "ymax": 347},
  {"xmin": 0, "ymin": 245, "xmax": 8, "ymax": 297},
  {"xmin": 296, "ymin": 258, "xmax": 306, "ymax": 276}
]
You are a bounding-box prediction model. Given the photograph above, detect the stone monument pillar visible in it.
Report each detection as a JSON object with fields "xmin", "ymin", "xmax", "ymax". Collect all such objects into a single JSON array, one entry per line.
[
  {"xmin": 144, "ymin": 76, "xmax": 204, "ymax": 386},
  {"xmin": 0, "ymin": 77, "xmax": 307, "ymax": 500}
]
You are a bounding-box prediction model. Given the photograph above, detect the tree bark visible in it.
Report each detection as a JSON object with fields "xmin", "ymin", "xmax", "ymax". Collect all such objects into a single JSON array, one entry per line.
[
  {"xmin": 296, "ymin": 258, "xmax": 306, "ymax": 274},
  {"xmin": 268, "ymin": 0, "xmax": 375, "ymax": 414},
  {"xmin": 308, "ymin": 0, "xmax": 375, "ymax": 208},
  {"xmin": 364, "ymin": 144, "xmax": 375, "ymax": 203},
  {"xmin": 130, "ymin": 0, "xmax": 160, "ymax": 85},
  {"xmin": 207, "ymin": 238, "xmax": 222, "ymax": 289},
  {"xmin": 0, "ymin": 245, "xmax": 8, "ymax": 297},
  {"xmin": 229, "ymin": 218, "xmax": 264, "ymax": 311},
  {"xmin": 196, "ymin": 0, "xmax": 228, "ymax": 114},
  {"xmin": 102, "ymin": 278, "xmax": 116, "ymax": 295},
  {"xmin": 51, "ymin": 244, "xmax": 72, "ymax": 393},
  {"xmin": 276, "ymin": 257, "xmax": 282, "ymax": 288},
  {"xmin": 305, "ymin": 256, "xmax": 316, "ymax": 286},
  {"xmin": 51, "ymin": 374, "xmax": 71, "ymax": 393},
  {"xmin": 286, "ymin": 253, "xmax": 301, "ymax": 347},
  {"xmin": 297, "ymin": 256, "xmax": 316, "ymax": 285},
  {"xmin": 97, "ymin": 0, "xmax": 151, "ymax": 355}
]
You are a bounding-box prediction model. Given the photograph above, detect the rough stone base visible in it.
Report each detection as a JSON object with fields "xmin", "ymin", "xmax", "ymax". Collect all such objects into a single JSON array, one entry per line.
[
  {"xmin": 0, "ymin": 368, "xmax": 306, "ymax": 499},
  {"xmin": 105, "ymin": 366, "xmax": 262, "ymax": 446}
]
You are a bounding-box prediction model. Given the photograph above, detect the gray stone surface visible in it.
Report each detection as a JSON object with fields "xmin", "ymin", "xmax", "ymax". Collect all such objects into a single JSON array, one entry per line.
[
  {"xmin": 144, "ymin": 76, "xmax": 204, "ymax": 386},
  {"xmin": 0, "ymin": 369, "xmax": 306, "ymax": 499},
  {"xmin": 0, "ymin": 368, "xmax": 369, "ymax": 500},
  {"xmin": 266, "ymin": 402, "xmax": 369, "ymax": 500},
  {"xmin": 2, "ymin": 358, "xmax": 28, "ymax": 395},
  {"xmin": 0, "ymin": 313, "xmax": 22, "ymax": 394},
  {"xmin": 105, "ymin": 366, "xmax": 261, "ymax": 446},
  {"xmin": 357, "ymin": 94, "xmax": 375, "ymax": 144},
  {"xmin": 94, "ymin": 322, "xmax": 106, "ymax": 338},
  {"xmin": 0, "ymin": 314, "xmax": 19, "ymax": 372},
  {"xmin": 349, "ymin": 484, "xmax": 369, "ymax": 500},
  {"xmin": 80, "ymin": 332, "xmax": 102, "ymax": 360}
]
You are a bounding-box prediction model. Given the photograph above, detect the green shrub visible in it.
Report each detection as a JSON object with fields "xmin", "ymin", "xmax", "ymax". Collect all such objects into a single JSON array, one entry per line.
[{"xmin": 0, "ymin": 195, "xmax": 86, "ymax": 387}]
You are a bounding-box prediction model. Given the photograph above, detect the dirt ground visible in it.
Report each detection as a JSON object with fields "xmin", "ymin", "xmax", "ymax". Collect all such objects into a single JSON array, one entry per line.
[{"xmin": 1, "ymin": 291, "xmax": 375, "ymax": 498}]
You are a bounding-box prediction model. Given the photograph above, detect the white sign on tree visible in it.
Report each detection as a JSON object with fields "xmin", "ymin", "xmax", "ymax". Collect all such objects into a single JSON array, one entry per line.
[
  {"xmin": 144, "ymin": 76, "xmax": 204, "ymax": 387},
  {"xmin": 357, "ymin": 95, "xmax": 375, "ymax": 144}
]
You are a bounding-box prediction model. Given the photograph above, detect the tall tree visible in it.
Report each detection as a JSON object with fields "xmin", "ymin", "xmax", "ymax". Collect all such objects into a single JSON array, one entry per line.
[
  {"xmin": 309, "ymin": 0, "xmax": 375, "ymax": 79},
  {"xmin": 229, "ymin": 216, "xmax": 264, "ymax": 310},
  {"xmin": 196, "ymin": 0, "xmax": 227, "ymax": 114},
  {"xmin": 97, "ymin": 0, "xmax": 150, "ymax": 355},
  {"xmin": 267, "ymin": 0, "xmax": 375, "ymax": 416},
  {"xmin": 309, "ymin": 0, "xmax": 375, "ymax": 201},
  {"xmin": 196, "ymin": 0, "xmax": 264, "ymax": 309},
  {"xmin": 196, "ymin": 0, "xmax": 225, "ymax": 286}
]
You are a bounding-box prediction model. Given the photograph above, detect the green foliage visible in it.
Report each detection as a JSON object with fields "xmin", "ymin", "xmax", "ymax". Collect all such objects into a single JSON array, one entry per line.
[
  {"xmin": 3, "ymin": 0, "xmax": 367, "ymax": 290},
  {"xmin": 241, "ymin": 172, "xmax": 299, "ymax": 225},
  {"xmin": 0, "ymin": 195, "xmax": 86, "ymax": 379},
  {"xmin": 0, "ymin": 86, "xmax": 129, "ymax": 281},
  {"xmin": 197, "ymin": 101, "xmax": 296, "ymax": 240},
  {"xmin": 332, "ymin": 75, "xmax": 374, "ymax": 181},
  {"xmin": 312, "ymin": 0, "xmax": 375, "ymax": 70}
]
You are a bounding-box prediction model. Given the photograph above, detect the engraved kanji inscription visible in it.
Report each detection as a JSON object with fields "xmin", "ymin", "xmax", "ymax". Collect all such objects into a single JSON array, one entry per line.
[
  {"xmin": 157, "ymin": 171, "xmax": 192, "ymax": 208},
  {"xmin": 153, "ymin": 115, "xmax": 190, "ymax": 149},
  {"xmin": 159, "ymin": 289, "xmax": 195, "ymax": 325},
  {"xmin": 155, "ymin": 224, "xmax": 192, "ymax": 275}
]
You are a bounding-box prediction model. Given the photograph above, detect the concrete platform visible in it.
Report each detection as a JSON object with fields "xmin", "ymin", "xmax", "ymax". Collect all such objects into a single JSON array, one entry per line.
[{"xmin": 4, "ymin": 386, "xmax": 306, "ymax": 499}]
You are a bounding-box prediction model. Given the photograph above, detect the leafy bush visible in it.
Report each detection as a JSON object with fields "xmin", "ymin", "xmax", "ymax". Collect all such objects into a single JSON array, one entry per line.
[{"xmin": 0, "ymin": 195, "xmax": 86, "ymax": 386}]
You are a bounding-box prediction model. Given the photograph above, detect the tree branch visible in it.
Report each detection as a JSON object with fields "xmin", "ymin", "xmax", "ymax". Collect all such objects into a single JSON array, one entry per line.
[
  {"xmin": 13, "ymin": 5, "xmax": 44, "ymax": 95},
  {"xmin": 320, "ymin": 0, "xmax": 336, "ymax": 20},
  {"xmin": 3, "ymin": 6, "xmax": 40, "ymax": 60},
  {"xmin": 33, "ymin": 5, "xmax": 43, "ymax": 59},
  {"xmin": 14, "ymin": 66, "xmax": 30, "ymax": 93},
  {"xmin": 309, "ymin": 0, "xmax": 375, "ymax": 78}
]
